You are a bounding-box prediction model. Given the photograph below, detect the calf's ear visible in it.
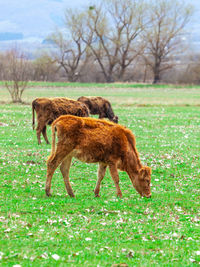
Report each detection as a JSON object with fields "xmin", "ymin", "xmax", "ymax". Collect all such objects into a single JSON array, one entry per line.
[{"xmin": 139, "ymin": 166, "xmax": 151, "ymax": 179}]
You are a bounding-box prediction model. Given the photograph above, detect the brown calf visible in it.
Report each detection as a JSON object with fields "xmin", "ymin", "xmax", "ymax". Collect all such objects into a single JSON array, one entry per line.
[
  {"xmin": 46, "ymin": 115, "xmax": 151, "ymax": 198},
  {"xmin": 32, "ymin": 97, "xmax": 89, "ymax": 144},
  {"xmin": 77, "ymin": 96, "xmax": 118, "ymax": 123}
]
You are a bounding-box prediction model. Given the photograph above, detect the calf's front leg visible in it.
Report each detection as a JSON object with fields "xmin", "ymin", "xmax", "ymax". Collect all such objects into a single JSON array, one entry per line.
[
  {"xmin": 108, "ymin": 164, "xmax": 122, "ymax": 198},
  {"xmin": 98, "ymin": 112, "xmax": 106, "ymax": 119}
]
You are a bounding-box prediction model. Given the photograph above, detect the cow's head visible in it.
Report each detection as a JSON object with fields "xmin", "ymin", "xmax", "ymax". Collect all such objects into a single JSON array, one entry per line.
[
  {"xmin": 133, "ymin": 166, "xmax": 151, "ymax": 198},
  {"xmin": 112, "ymin": 116, "xmax": 118, "ymax": 123}
]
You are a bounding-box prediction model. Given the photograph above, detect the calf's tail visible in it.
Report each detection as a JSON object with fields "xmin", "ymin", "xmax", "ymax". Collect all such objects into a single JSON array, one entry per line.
[
  {"xmin": 32, "ymin": 102, "xmax": 35, "ymax": 130},
  {"xmin": 50, "ymin": 124, "xmax": 56, "ymax": 157}
]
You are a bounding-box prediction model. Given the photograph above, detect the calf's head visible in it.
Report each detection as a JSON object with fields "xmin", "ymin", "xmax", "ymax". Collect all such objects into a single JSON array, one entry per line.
[{"xmin": 133, "ymin": 166, "xmax": 151, "ymax": 198}]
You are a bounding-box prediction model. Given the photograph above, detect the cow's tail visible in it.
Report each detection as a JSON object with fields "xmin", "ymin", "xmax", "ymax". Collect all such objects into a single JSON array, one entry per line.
[{"xmin": 32, "ymin": 101, "xmax": 35, "ymax": 130}]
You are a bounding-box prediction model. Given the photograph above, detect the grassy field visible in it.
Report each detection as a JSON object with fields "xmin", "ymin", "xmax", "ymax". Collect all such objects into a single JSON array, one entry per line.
[{"xmin": 0, "ymin": 85, "xmax": 200, "ymax": 266}]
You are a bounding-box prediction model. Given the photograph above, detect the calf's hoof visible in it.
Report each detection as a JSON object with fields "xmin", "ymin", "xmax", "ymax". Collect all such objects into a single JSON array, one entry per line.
[{"xmin": 45, "ymin": 189, "xmax": 52, "ymax": 197}]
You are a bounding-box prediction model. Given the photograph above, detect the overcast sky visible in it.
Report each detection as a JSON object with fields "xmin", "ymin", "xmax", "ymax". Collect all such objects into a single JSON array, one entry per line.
[
  {"xmin": 0, "ymin": 0, "xmax": 95, "ymax": 40},
  {"xmin": 0, "ymin": 0, "xmax": 199, "ymax": 51}
]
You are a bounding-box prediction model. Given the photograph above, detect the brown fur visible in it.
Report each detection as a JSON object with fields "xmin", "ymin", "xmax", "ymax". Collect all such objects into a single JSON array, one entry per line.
[
  {"xmin": 46, "ymin": 115, "xmax": 151, "ymax": 198},
  {"xmin": 77, "ymin": 96, "xmax": 118, "ymax": 123},
  {"xmin": 32, "ymin": 97, "xmax": 89, "ymax": 144}
]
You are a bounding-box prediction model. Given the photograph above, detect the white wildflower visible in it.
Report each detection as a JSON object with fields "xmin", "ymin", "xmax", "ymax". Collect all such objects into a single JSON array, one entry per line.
[
  {"xmin": 52, "ymin": 254, "xmax": 60, "ymax": 260},
  {"xmin": 85, "ymin": 237, "xmax": 92, "ymax": 241}
]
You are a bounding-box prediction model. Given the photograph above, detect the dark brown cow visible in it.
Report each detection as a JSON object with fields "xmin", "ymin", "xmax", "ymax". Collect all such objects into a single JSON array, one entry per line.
[
  {"xmin": 46, "ymin": 115, "xmax": 151, "ymax": 198},
  {"xmin": 32, "ymin": 97, "xmax": 89, "ymax": 144},
  {"xmin": 77, "ymin": 96, "xmax": 118, "ymax": 123}
]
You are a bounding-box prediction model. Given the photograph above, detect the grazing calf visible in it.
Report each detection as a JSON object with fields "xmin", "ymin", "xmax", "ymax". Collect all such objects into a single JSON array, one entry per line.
[
  {"xmin": 77, "ymin": 96, "xmax": 118, "ymax": 123},
  {"xmin": 32, "ymin": 97, "xmax": 89, "ymax": 144},
  {"xmin": 46, "ymin": 115, "xmax": 151, "ymax": 198}
]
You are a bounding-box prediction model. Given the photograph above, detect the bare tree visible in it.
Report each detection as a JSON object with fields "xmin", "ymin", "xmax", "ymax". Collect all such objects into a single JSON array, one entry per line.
[
  {"xmin": 82, "ymin": 5, "xmax": 115, "ymax": 82},
  {"xmin": 48, "ymin": 10, "xmax": 92, "ymax": 82},
  {"xmin": 2, "ymin": 48, "xmax": 30, "ymax": 103},
  {"xmin": 106, "ymin": 0, "xmax": 147, "ymax": 81},
  {"xmin": 80, "ymin": 0, "xmax": 147, "ymax": 82},
  {"xmin": 182, "ymin": 53, "xmax": 200, "ymax": 84},
  {"xmin": 32, "ymin": 52, "xmax": 58, "ymax": 81},
  {"xmin": 142, "ymin": 0, "xmax": 193, "ymax": 84}
]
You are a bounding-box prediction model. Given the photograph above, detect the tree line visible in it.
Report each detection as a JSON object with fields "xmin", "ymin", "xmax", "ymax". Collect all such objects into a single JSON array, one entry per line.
[{"xmin": 47, "ymin": 0, "xmax": 193, "ymax": 84}]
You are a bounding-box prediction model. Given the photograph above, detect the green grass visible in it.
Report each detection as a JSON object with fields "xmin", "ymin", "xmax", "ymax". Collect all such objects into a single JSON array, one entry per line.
[
  {"xmin": 0, "ymin": 84, "xmax": 200, "ymax": 106},
  {"xmin": 0, "ymin": 85, "xmax": 200, "ymax": 266},
  {"xmin": 1, "ymin": 80, "xmax": 200, "ymax": 90}
]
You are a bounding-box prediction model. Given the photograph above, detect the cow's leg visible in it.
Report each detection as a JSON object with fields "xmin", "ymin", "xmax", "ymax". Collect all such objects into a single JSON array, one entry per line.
[
  {"xmin": 94, "ymin": 163, "xmax": 107, "ymax": 197},
  {"xmin": 60, "ymin": 156, "xmax": 75, "ymax": 197},
  {"xmin": 36, "ymin": 121, "xmax": 45, "ymax": 145},
  {"xmin": 36, "ymin": 125, "xmax": 42, "ymax": 145},
  {"xmin": 42, "ymin": 125, "xmax": 50, "ymax": 144},
  {"xmin": 46, "ymin": 153, "xmax": 65, "ymax": 196},
  {"xmin": 108, "ymin": 164, "xmax": 122, "ymax": 198},
  {"xmin": 98, "ymin": 112, "xmax": 106, "ymax": 119}
]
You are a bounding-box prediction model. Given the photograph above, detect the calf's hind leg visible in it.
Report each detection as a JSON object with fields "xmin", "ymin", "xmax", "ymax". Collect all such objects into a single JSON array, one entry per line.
[
  {"xmin": 46, "ymin": 153, "xmax": 66, "ymax": 196},
  {"xmin": 36, "ymin": 124, "xmax": 42, "ymax": 145},
  {"xmin": 60, "ymin": 156, "xmax": 75, "ymax": 197},
  {"xmin": 36, "ymin": 121, "xmax": 46, "ymax": 145},
  {"xmin": 94, "ymin": 163, "xmax": 107, "ymax": 197},
  {"xmin": 42, "ymin": 125, "xmax": 50, "ymax": 144}
]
